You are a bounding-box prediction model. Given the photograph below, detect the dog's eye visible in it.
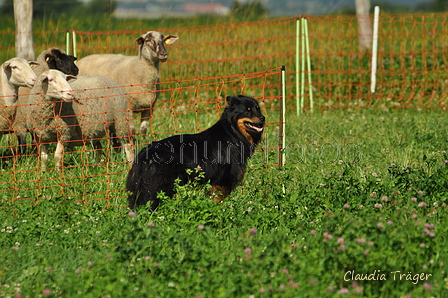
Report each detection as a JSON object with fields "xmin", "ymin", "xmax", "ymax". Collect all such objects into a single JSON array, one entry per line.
[{"xmin": 246, "ymin": 108, "xmax": 251, "ymax": 112}]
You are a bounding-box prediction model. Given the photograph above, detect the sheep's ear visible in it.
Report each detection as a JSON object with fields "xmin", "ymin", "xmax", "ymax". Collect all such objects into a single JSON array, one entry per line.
[
  {"xmin": 135, "ymin": 36, "xmax": 145, "ymax": 46},
  {"xmin": 29, "ymin": 61, "xmax": 40, "ymax": 68},
  {"xmin": 2, "ymin": 61, "xmax": 11, "ymax": 77},
  {"xmin": 50, "ymin": 48, "xmax": 64, "ymax": 58},
  {"xmin": 135, "ymin": 36, "xmax": 146, "ymax": 59},
  {"xmin": 66, "ymin": 75, "xmax": 77, "ymax": 83},
  {"xmin": 3, "ymin": 61, "xmax": 11, "ymax": 70},
  {"xmin": 39, "ymin": 73, "xmax": 49, "ymax": 82},
  {"xmin": 164, "ymin": 35, "xmax": 178, "ymax": 45},
  {"xmin": 68, "ymin": 55, "xmax": 77, "ymax": 62}
]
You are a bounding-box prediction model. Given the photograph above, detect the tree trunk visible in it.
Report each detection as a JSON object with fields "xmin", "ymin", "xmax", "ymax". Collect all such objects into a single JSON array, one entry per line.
[
  {"xmin": 355, "ymin": 0, "xmax": 372, "ymax": 51},
  {"xmin": 14, "ymin": 0, "xmax": 34, "ymax": 60}
]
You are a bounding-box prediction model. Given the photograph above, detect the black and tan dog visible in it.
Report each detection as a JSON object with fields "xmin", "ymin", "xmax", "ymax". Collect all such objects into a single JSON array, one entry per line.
[{"xmin": 126, "ymin": 95, "xmax": 265, "ymax": 210}]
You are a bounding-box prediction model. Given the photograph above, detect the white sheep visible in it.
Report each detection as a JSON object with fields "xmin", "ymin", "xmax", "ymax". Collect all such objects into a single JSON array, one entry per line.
[
  {"xmin": 26, "ymin": 70, "xmax": 134, "ymax": 169},
  {"xmin": 0, "ymin": 57, "xmax": 38, "ymax": 143},
  {"xmin": 13, "ymin": 48, "xmax": 78, "ymax": 153},
  {"xmin": 77, "ymin": 31, "xmax": 178, "ymax": 135}
]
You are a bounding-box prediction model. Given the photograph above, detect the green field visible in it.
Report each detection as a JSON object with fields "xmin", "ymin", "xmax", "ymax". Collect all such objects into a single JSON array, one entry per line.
[
  {"xmin": 1, "ymin": 107, "xmax": 447, "ymax": 297},
  {"xmin": 1, "ymin": 13, "xmax": 448, "ymax": 297}
]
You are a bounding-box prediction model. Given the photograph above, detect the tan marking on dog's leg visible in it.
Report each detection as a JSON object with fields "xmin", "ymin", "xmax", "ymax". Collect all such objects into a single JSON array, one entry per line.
[{"xmin": 209, "ymin": 185, "xmax": 230, "ymax": 202}]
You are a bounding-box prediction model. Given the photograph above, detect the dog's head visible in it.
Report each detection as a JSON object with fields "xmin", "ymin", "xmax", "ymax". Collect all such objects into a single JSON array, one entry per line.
[{"xmin": 223, "ymin": 95, "xmax": 265, "ymax": 144}]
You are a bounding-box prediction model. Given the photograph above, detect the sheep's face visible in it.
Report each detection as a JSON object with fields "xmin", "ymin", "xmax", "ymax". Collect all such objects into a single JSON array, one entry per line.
[
  {"xmin": 44, "ymin": 48, "xmax": 79, "ymax": 76},
  {"xmin": 40, "ymin": 70, "xmax": 76, "ymax": 101},
  {"xmin": 136, "ymin": 31, "xmax": 178, "ymax": 63},
  {"xmin": 3, "ymin": 57, "xmax": 39, "ymax": 88}
]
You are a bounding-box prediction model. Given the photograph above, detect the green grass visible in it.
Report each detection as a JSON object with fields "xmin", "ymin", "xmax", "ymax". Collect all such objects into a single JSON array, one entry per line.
[
  {"xmin": 1, "ymin": 108, "xmax": 447, "ymax": 297},
  {"xmin": 1, "ymin": 12, "xmax": 448, "ymax": 297}
]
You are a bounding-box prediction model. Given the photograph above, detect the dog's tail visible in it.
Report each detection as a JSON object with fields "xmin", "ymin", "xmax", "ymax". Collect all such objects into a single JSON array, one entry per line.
[
  {"xmin": 126, "ymin": 167, "xmax": 145, "ymax": 210},
  {"xmin": 126, "ymin": 141, "xmax": 177, "ymax": 210}
]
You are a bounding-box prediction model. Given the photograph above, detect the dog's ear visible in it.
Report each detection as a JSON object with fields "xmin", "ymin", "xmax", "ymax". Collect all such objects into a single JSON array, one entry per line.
[{"xmin": 226, "ymin": 95, "xmax": 242, "ymax": 106}]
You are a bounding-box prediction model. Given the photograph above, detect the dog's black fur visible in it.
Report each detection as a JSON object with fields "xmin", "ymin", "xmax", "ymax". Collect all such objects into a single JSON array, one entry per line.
[{"xmin": 126, "ymin": 95, "xmax": 265, "ymax": 210}]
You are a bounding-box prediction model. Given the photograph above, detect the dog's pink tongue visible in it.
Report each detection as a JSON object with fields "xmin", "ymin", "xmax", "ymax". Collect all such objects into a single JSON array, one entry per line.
[{"xmin": 249, "ymin": 123, "xmax": 263, "ymax": 132}]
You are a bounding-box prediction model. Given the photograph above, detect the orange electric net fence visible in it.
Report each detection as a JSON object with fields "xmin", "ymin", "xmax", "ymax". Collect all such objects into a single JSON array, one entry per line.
[
  {"xmin": 1, "ymin": 12, "xmax": 448, "ymax": 208},
  {"xmin": 0, "ymin": 67, "xmax": 284, "ymax": 210},
  {"xmin": 2, "ymin": 13, "xmax": 447, "ymax": 108}
]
